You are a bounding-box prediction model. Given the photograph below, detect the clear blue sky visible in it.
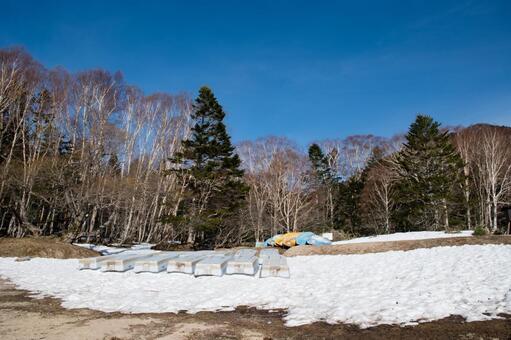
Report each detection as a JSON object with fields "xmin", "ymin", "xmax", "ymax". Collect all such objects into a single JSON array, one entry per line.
[{"xmin": 2, "ymin": 0, "xmax": 510, "ymax": 144}]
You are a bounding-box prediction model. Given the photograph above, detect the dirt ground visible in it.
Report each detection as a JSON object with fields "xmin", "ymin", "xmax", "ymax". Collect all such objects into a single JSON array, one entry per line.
[
  {"xmin": 0, "ymin": 237, "xmax": 99, "ymax": 259},
  {"xmin": 284, "ymin": 235, "xmax": 511, "ymax": 256},
  {"xmin": 3, "ymin": 235, "xmax": 506, "ymax": 260},
  {"xmin": 1, "ymin": 278, "xmax": 510, "ymax": 340}
]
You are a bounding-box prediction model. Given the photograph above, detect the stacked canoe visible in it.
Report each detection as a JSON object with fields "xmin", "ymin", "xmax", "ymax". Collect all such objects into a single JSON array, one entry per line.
[{"xmin": 78, "ymin": 248, "xmax": 289, "ymax": 278}]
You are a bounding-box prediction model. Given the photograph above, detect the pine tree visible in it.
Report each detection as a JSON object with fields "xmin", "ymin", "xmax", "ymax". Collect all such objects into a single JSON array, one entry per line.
[
  {"xmin": 169, "ymin": 86, "xmax": 248, "ymax": 248},
  {"xmin": 334, "ymin": 171, "xmax": 366, "ymax": 234},
  {"xmin": 393, "ymin": 115, "xmax": 464, "ymax": 231},
  {"xmin": 108, "ymin": 153, "xmax": 120, "ymax": 175},
  {"xmin": 308, "ymin": 143, "xmax": 337, "ymax": 229},
  {"xmin": 308, "ymin": 144, "xmax": 338, "ymax": 185}
]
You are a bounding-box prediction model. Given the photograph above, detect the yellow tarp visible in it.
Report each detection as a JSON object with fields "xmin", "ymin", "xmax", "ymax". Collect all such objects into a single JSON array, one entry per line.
[{"xmin": 274, "ymin": 232, "xmax": 301, "ymax": 247}]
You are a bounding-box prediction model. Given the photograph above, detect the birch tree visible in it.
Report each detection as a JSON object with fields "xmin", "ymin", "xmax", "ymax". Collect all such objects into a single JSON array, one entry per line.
[{"xmin": 473, "ymin": 126, "xmax": 511, "ymax": 231}]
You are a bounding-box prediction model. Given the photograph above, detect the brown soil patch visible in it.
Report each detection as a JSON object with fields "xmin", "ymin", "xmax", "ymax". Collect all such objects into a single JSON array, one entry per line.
[
  {"xmin": 0, "ymin": 237, "xmax": 99, "ymax": 259},
  {"xmin": 0, "ymin": 278, "xmax": 510, "ymax": 339},
  {"xmin": 152, "ymin": 242, "xmax": 195, "ymax": 251},
  {"xmin": 284, "ymin": 235, "xmax": 511, "ymax": 257}
]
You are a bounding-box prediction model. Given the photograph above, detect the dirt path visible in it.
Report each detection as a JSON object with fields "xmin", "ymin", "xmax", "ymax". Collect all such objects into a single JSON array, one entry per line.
[
  {"xmin": 1, "ymin": 278, "xmax": 510, "ymax": 339},
  {"xmin": 285, "ymin": 235, "xmax": 511, "ymax": 256}
]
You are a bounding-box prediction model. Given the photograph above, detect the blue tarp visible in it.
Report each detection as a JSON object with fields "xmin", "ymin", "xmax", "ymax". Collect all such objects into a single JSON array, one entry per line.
[
  {"xmin": 306, "ymin": 234, "xmax": 333, "ymax": 246},
  {"xmin": 263, "ymin": 234, "xmax": 281, "ymax": 247},
  {"xmin": 295, "ymin": 232, "xmax": 315, "ymax": 245}
]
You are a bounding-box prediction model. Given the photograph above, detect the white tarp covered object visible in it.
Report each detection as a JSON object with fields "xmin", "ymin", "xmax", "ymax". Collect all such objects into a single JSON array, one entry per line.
[
  {"xmin": 258, "ymin": 248, "xmax": 279, "ymax": 264},
  {"xmin": 167, "ymin": 251, "xmax": 213, "ymax": 274},
  {"xmin": 78, "ymin": 248, "xmax": 290, "ymax": 278},
  {"xmin": 226, "ymin": 249, "xmax": 259, "ymax": 276},
  {"xmin": 233, "ymin": 249, "xmax": 257, "ymax": 257},
  {"xmin": 260, "ymin": 253, "xmax": 290, "ymax": 278},
  {"xmin": 78, "ymin": 253, "xmax": 122, "ymax": 270},
  {"xmin": 195, "ymin": 253, "xmax": 234, "ymax": 276},
  {"xmin": 100, "ymin": 253, "xmax": 158, "ymax": 272},
  {"xmin": 133, "ymin": 252, "xmax": 182, "ymax": 273},
  {"xmin": 258, "ymin": 248, "xmax": 290, "ymax": 278}
]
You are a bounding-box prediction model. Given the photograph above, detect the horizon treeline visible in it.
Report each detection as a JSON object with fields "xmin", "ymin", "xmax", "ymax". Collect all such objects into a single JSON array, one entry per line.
[{"xmin": 1, "ymin": 47, "xmax": 510, "ymax": 246}]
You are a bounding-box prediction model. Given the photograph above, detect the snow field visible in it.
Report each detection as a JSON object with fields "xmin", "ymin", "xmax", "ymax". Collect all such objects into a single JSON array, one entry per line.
[
  {"xmin": 74, "ymin": 243, "xmax": 156, "ymax": 255},
  {"xmin": 333, "ymin": 230, "xmax": 473, "ymax": 245},
  {"xmin": 0, "ymin": 244, "xmax": 510, "ymax": 328}
]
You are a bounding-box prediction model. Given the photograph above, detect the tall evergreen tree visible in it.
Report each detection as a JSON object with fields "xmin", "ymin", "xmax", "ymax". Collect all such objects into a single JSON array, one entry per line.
[
  {"xmin": 308, "ymin": 143, "xmax": 331, "ymax": 183},
  {"xmin": 393, "ymin": 115, "xmax": 464, "ymax": 231},
  {"xmin": 169, "ymin": 86, "xmax": 248, "ymax": 248},
  {"xmin": 308, "ymin": 143, "xmax": 338, "ymax": 229},
  {"xmin": 334, "ymin": 170, "xmax": 366, "ymax": 234}
]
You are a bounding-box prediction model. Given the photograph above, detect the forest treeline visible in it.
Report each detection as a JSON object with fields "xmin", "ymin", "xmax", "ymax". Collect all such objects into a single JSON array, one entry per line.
[{"xmin": 1, "ymin": 47, "xmax": 510, "ymax": 247}]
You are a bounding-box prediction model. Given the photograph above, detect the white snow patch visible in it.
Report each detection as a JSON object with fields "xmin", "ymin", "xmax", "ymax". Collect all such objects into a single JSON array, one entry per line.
[
  {"xmin": 1, "ymin": 244, "xmax": 510, "ymax": 328},
  {"xmin": 333, "ymin": 231, "xmax": 473, "ymax": 245},
  {"xmin": 74, "ymin": 243, "xmax": 156, "ymax": 255}
]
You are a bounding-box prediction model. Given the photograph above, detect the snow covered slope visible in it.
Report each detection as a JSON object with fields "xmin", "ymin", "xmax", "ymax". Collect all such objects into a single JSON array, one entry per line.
[
  {"xmin": 1, "ymin": 244, "xmax": 510, "ymax": 328},
  {"xmin": 74, "ymin": 243, "xmax": 156, "ymax": 255},
  {"xmin": 333, "ymin": 230, "xmax": 473, "ymax": 245}
]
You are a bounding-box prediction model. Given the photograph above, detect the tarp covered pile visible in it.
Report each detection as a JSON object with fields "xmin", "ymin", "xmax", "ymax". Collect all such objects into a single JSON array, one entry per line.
[{"xmin": 264, "ymin": 232, "xmax": 332, "ymax": 248}]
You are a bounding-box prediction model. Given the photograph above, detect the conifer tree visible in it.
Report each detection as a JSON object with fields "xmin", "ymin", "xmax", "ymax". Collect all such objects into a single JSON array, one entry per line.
[
  {"xmin": 169, "ymin": 86, "xmax": 248, "ymax": 248},
  {"xmin": 308, "ymin": 143, "xmax": 338, "ymax": 229},
  {"xmin": 334, "ymin": 170, "xmax": 366, "ymax": 234},
  {"xmin": 393, "ymin": 115, "xmax": 464, "ymax": 231},
  {"xmin": 308, "ymin": 143, "xmax": 335, "ymax": 185}
]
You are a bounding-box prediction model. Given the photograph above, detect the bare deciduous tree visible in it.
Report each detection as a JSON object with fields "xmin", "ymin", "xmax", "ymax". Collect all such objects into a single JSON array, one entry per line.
[
  {"xmin": 361, "ymin": 156, "xmax": 399, "ymax": 234},
  {"xmin": 473, "ymin": 127, "xmax": 511, "ymax": 231}
]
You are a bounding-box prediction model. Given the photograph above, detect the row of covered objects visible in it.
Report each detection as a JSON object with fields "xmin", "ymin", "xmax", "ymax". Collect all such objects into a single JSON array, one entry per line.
[{"xmin": 264, "ymin": 232, "xmax": 332, "ymax": 248}]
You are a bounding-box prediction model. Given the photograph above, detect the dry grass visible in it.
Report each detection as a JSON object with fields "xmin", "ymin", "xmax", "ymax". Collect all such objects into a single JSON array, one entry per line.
[{"xmin": 0, "ymin": 237, "xmax": 99, "ymax": 259}]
